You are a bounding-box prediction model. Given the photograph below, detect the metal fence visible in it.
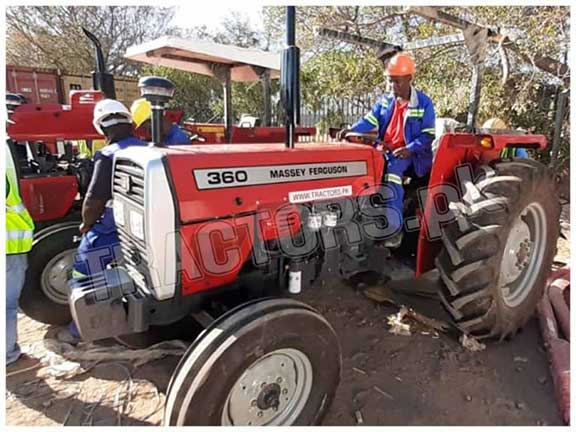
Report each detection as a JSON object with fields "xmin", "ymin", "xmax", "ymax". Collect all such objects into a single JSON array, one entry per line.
[
  {"xmin": 272, "ymin": 93, "xmax": 380, "ymax": 142},
  {"xmin": 271, "ymin": 86, "xmax": 569, "ymax": 161}
]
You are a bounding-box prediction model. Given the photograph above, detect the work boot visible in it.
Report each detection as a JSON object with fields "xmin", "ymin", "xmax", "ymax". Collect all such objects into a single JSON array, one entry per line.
[
  {"xmin": 383, "ymin": 232, "xmax": 403, "ymax": 248},
  {"xmin": 56, "ymin": 326, "xmax": 81, "ymax": 346}
]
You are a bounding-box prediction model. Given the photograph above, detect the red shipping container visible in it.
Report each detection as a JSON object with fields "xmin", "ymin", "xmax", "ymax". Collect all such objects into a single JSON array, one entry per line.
[{"xmin": 6, "ymin": 65, "xmax": 61, "ymax": 104}]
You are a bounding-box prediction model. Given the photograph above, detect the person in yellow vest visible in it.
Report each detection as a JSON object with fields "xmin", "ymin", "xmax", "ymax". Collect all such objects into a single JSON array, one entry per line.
[
  {"xmin": 76, "ymin": 139, "xmax": 107, "ymax": 158},
  {"xmin": 5, "ymin": 140, "xmax": 35, "ymax": 365}
]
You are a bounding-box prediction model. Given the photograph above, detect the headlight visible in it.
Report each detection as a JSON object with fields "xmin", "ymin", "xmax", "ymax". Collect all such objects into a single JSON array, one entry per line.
[
  {"xmin": 129, "ymin": 210, "xmax": 144, "ymax": 240},
  {"xmin": 113, "ymin": 200, "xmax": 125, "ymax": 226}
]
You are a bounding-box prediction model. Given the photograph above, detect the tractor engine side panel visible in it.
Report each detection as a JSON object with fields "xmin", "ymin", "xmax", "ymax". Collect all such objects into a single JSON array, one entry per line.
[
  {"xmin": 178, "ymin": 214, "xmax": 257, "ymax": 296},
  {"xmin": 164, "ymin": 144, "xmax": 383, "ymax": 296},
  {"xmin": 165, "ymin": 145, "xmax": 383, "ymax": 223}
]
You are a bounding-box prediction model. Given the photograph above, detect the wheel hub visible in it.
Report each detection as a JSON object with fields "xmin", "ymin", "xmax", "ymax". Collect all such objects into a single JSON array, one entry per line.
[
  {"xmin": 499, "ymin": 202, "xmax": 547, "ymax": 307},
  {"xmin": 515, "ymin": 239, "xmax": 532, "ymax": 270},
  {"xmin": 221, "ymin": 348, "xmax": 313, "ymax": 426},
  {"xmin": 41, "ymin": 248, "xmax": 75, "ymax": 304},
  {"xmin": 257, "ymin": 382, "xmax": 281, "ymax": 410}
]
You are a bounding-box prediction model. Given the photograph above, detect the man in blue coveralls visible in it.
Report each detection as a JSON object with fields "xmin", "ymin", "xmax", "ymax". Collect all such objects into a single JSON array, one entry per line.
[
  {"xmin": 58, "ymin": 99, "xmax": 147, "ymax": 343},
  {"xmin": 339, "ymin": 52, "xmax": 436, "ymax": 248},
  {"xmin": 131, "ymin": 98, "xmax": 190, "ymax": 145}
]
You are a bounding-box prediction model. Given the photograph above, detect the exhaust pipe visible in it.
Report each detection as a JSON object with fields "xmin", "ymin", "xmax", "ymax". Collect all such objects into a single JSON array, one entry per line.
[
  {"xmin": 281, "ymin": 6, "xmax": 300, "ymax": 149},
  {"xmin": 82, "ymin": 27, "xmax": 116, "ymax": 99}
]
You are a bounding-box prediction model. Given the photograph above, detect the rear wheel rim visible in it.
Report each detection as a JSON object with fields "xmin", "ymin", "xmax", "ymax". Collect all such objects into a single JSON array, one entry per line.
[
  {"xmin": 41, "ymin": 248, "xmax": 75, "ymax": 304},
  {"xmin": 221, "ymin": 348, "xmax": 313, "ymax": 426},
  {"xmin": 500, "ymin": 202, "xmax": 547, "ymax": 307}
]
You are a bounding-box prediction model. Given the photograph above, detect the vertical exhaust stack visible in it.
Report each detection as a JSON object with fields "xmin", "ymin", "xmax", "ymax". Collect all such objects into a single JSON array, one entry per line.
[
  {"xmin": 82, "ymin": 27, "xmax": 116, "ymax": 99},
  {"xmin": 281, "ymin": 6, "xmax": 300, "ymax": 149},
  {"xmin": 138, "ymin": 76, "xmax": 175, "ymax": 147}
]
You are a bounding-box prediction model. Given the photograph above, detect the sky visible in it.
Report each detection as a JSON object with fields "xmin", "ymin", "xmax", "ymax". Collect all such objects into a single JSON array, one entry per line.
[{"xmin": 170, "ymin": 4, "xmax": 265, "ymax": 33}]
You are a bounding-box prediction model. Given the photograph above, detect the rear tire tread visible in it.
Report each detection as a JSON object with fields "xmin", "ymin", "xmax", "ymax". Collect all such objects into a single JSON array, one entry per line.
[{"xmin": 436, "ymin": 159, "xmax": 560, "ymax": 340}]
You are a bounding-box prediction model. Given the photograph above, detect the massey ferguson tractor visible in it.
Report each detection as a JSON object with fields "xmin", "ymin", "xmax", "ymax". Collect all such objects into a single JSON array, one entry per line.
[
  {"xmin": 67, "ymin": 7, "xmax": 559, "ymax": 426},
  {"xmin": 7, "ymin": 88, "xmax": 103, "ymax": 326}
]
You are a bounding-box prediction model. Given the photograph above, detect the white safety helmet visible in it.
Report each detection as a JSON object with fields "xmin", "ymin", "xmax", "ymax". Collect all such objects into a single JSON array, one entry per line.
[{"xmin": 92, "ymin": 99, "xmax": 132, "ymax": 135}]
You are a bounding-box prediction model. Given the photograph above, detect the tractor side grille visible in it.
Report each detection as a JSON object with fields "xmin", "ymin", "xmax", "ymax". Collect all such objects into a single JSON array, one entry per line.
[
  {"xmin": 114, "ymin": 159, "xmax": 145, "ymax": 207},
  {"xmin": 116, "ymin": 225, "xmax": 149, "ymax": 291},
  {"xmin": 113, "ymin": 159, "xmax": 149, "ymax": 291}
]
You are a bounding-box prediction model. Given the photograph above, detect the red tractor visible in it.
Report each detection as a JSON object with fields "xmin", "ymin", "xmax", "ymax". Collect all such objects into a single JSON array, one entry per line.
[
  {"xmin": 68, "ymin": 8, "xmax": 559, "ymax": 426},
  {"xmin": 7, "ymin": 89, "xmax": 103, "ymax": 325}
]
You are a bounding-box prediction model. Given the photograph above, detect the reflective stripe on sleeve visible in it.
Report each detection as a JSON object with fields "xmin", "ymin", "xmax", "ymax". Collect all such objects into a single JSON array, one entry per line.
[
  {"xmin": 383, "ymin": 173, "xmax": 403, "ymax": 185},
  {"xmin": 7, "ymin": 202, "xmax": 27, "ymax": 213},
  {"xmin": 365, "ymin": 113, "xmax": 379, "ymax": 127}
]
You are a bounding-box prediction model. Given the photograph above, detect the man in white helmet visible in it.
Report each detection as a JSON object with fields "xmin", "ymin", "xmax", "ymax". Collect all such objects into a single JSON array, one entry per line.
[{"xmin": 59, "ymin": 99, "xmax": 147, "ymax": 343}]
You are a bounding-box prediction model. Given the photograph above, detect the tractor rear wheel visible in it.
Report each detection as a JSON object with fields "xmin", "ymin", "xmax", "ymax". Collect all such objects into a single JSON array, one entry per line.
[
  {"xmin": 20, "ymin": 223, "xmax": 79, "ymax": 325},
  {"xmin": 163, "ymin": 298, "xmax": 341, "ymax": 426},
  {"xmin": 436, "ymin": 159, "xmax": 560, "ymax": 340}
]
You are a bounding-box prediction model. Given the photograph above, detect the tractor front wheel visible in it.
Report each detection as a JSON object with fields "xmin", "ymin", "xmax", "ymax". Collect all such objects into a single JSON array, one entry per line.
[
  {"xmin": 436, "ymin": 159, "xmax": 560, "ymax": 340},
  {"xmin": 163, "ymin": 298, "xmax": 341, "ymax": 426},
  {"xmin": 20, "ymin": 223, "xmax": 79, "ymax": 325}
]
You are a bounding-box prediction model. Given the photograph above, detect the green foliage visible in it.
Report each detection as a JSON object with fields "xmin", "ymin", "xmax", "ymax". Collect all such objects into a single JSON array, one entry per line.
[
  {"xmin": 301, "ymin": 51, "xmax": 382, "ymax": 109},
  {"xmin": 143, "ymin": 66, "xmax": 222, "ymax": 122}
]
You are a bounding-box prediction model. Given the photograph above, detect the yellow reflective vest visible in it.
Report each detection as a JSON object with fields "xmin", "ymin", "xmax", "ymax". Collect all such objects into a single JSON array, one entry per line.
[
  {"xmin": 77, "ymin": 139, "xmax": 107, "ymax": 158},
  {"xmin": 6, "ymin": 143, "xmax": 34, "ymax": 254}
]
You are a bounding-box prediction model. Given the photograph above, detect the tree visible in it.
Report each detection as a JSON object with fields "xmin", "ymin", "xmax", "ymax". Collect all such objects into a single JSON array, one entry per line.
[
  {"xmin": 215, "ymin": 11, "xmax": 263, "ymax": 48},
  {"xmin": 6, "ymin": 6, "xmax": 176, "ymax": 74},
  {"xmin": 263, "ymin": 6, "xmax": 570, "ymax": 164}
]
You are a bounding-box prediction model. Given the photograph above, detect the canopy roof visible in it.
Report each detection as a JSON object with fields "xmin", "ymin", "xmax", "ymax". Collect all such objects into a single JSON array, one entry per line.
[{"xmin": 125, "ymin": 37, "xmax": 280, "ymax": 82}]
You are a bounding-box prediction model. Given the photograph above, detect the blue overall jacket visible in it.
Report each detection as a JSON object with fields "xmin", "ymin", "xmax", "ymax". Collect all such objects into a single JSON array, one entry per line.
[
  {"xmin": 164, "ymin": 124, "xmax": 190, "ymax": 145},
  {"xmin": 90, "ymin": 136, "xmax": 147, "ymax": 235},
  {"xmin": 352, "ymin": 87, "xmax": 436, "ymax": 177}
]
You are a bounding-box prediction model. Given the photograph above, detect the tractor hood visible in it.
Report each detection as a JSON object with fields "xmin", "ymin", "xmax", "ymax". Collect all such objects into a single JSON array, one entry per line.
[{"xmin": 114, "ymin": 143, "xmax": 383, "ymax": 224}]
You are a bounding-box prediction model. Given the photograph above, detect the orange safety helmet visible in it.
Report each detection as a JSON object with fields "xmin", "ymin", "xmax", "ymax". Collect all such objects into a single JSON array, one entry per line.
[{"xmin": 385, "ymin": 52, "xmax": 416, "ymax": 76}]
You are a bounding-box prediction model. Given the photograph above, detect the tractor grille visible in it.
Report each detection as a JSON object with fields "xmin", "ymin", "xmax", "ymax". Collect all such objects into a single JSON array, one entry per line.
[
  {"xmin": 116, "ymin": 225, "xmax": 149, "ymax": 291},
  {"xmin": 113, "ymin": 159, "xmax": 145, "ymax": 206},
  {"xmin": 113, "ymin": 159, "xmax": 149, "ymax": 291}
]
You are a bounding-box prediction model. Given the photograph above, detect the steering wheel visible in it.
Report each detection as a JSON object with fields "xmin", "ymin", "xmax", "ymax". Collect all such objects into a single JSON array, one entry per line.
[
  {"xmin": 190, "ymin": 133, "xmax": 207, "ymax": 143},
  {"xmin": 28, "ymin": 159, "xmax": 42, "ymax": 173},
  {"xmin": 343, "ymin": 132, "xmax": 396, "ymax": 154},
  {"xmin": 343, "ymin": 132, "xmax": 379, "ymax": 145}
]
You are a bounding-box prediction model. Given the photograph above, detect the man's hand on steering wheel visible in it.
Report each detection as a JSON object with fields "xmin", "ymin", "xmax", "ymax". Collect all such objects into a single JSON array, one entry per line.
[
  {"xmin": 336, "ymin": 128, "xmax": 352, "ymax": 141},
  {"xmin": 339, "ymin": 131, "xmax": 379, "ymax": 146}
]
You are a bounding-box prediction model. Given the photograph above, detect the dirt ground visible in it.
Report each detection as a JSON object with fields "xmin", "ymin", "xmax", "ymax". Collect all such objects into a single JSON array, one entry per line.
[{"xmin": 5, "ymin": 206, "xmax": 570, "ymax": 426}]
